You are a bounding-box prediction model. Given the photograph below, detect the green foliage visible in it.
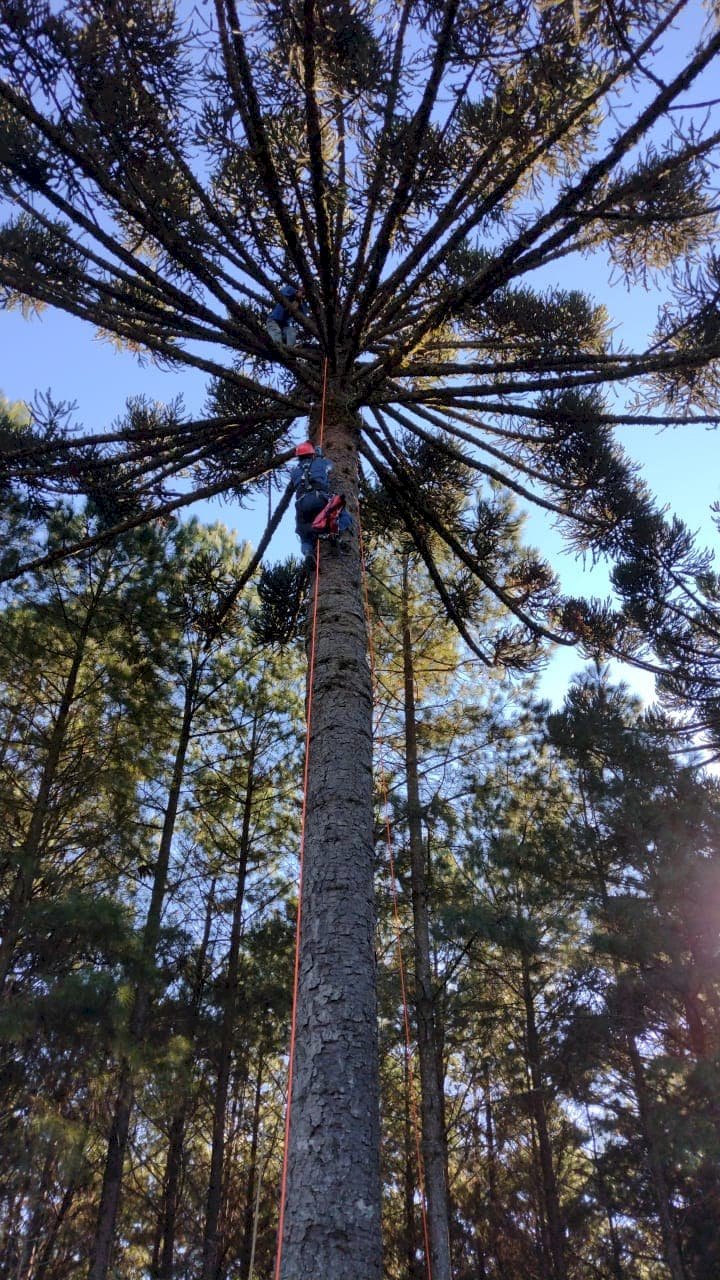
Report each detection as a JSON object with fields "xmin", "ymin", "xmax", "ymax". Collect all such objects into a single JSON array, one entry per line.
[
  {"xmin": 0, "ymin": 214, "xmax": 83, "ymax": 315},
  {"xmin": 250, "ymin": 557, "xmax": 307, "ymax": 646},
  {"xmin": 264, "ymin": 0, "xmax": 385, "ymax": 95},
  {"xmin": 2, "ymin": 497, "xmax": 720, "ymax": 1276},
  {"xmin": 2, "ymin": 3, "xmax": 720, "ymax": 1273}
]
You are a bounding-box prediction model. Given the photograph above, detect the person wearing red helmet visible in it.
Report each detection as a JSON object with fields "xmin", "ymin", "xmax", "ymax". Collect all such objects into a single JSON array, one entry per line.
[{"xmin": 290, "ymin": 442, "xmax": 333, "ymax": 566}]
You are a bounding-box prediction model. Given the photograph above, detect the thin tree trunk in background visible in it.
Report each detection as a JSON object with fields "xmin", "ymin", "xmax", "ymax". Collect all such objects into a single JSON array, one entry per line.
[
  {"xmin": 593, "ymin": 867, "xmax": 687, "ymax": 1280},
  {"xmin": 218, "ymin": 1061, "xmax": 250, "ymax": 1278},
  {"xmin": 239, "ymin": 1052, "xmax": 265, "ymax": 1280},
  {"xmin": 627, "ymin": 1037, "xmax": 687, "ymax": 1280},
  {"xmin": 201, "ymin": 723, "xmax": 257, "ymax": 1280},
  {"xmin": 89, "ymin": 656, "xmax": 200, "ymax": 1280},
  {"xmin": 17, "ymin": 1152, "xmax": 53, "ymax": 1280},
  {"xmin": 483, "ymin": 1063, "xmax": 502, "ymax": 1277},
  {"xmin": 400, "ymin": 556, "xmax": 453, "ymax": 1280},
  {"xmin": 586, "ymin": 1105, "xmax": 626, "ymax": 1280},
  {"xmin": 155, "ymin": 881, "xmax": 216, "ymax": 1280},
  {"xmin": 521, "ymin": 954, "xmax": 567, "ymax": 1280},
  {"xmin": 0, "ymin": 1184, "xmax": 26, "ymax": 1280},
  {"xmin": 525, "ymin": 1085, "xmax": 553, "ymax": 1280},
  {"xmin": 683, "ymin": 989, "xmax": 707, "ymax": 1057},
  {"xmin": 279, "ymin": 405, "xmax": 381, "ymax": 1279},
  {"xmin": 403, "ymin": 1052, "xmax": 419, "ymax": 1280},
  {"xmin": 248, "ymin": 1120, "xmax": 280, "ymax": 1280},
  {"xmin": 31, "ymin": 1173, "xmax": 80, "ymax": 1280},
  {"xmin": 0, "ymin": 618, "xmax": 90, "ymax": 997}
]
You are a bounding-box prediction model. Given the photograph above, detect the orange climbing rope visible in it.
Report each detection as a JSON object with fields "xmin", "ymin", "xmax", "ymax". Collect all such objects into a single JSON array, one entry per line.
[
  {"xmin": 273, "ymin": 360, "xmax": 328, "ymax": 1280},
  {"xmin": 358, "ymin": 512, "xmax": 434, "ymax": 1280}
]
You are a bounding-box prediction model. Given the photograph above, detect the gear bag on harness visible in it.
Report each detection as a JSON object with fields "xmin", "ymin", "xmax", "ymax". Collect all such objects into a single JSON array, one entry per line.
[{"xmin": 311, "ymin": 493, "xmax": 353, "ymax": 541}]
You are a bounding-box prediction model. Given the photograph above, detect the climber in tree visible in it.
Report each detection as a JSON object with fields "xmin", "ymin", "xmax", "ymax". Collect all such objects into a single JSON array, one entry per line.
[
  {"xmin": 266, "ymin": 283, "xmax": 309, "ymax": 347},
  {"xmin": 291, "ymin": 441, "xmax": 331, "ymax": 566},
  {"xmin": 290, "ymin": 442, "xmax": 352, "ymax": 568}
]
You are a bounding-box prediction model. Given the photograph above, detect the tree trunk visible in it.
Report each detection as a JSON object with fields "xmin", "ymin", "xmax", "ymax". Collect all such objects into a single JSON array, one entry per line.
[
  {"xmin": 31, "ymin": 1171, "xmax": 81, "ymax": 1280},
  {"xmin": 521, "ymin": 954, "xmax": 567, "ymax": 1280},
  {"xmin": 403, "ymin": 1052, "xmax": 420, "ymax": 1280},
  {"xmin": 216, "ymin": 1062, "xmax": 249, "ymax": 1280},
  {"xmin": 201, "ymin": 722, "xmax": 257, "ymax": 1280},
  {"xmin": 248, "ymin": 1116, "xmax": 281, "ymax": 1280},
  {"xmin": 594, "ymin": 868, "xmax": 686, "ymax": 1280},
  {"xmin": 626, "ymin": 1037, "xmax": 687, "ymax": 1280},
  {"xmin": 278, "ymin": 405, "xmax": 382, "ymax": 1279},
  {"xmin": 0, "ymin": 620, "xmax": 88, "ymax": 997},
  {"xmin": 526, "ymin": 1088, "xmax": 553, "ymax": 1280},
  {"xmin": 15, "ymin": 1151, "xmax": 53, "ymax": 1280},
  {"xmin": 155, "ymin": 880, "xmax": 216, "ymax": 1280},
  {"xmin": 239, "ymin": 1051, "xmax": 265, "ymax": 1280},
  {"xmin": 482, "ymin": 1064, "xmax": 502, "ymax": 1278},
  {"xmin": 0, "ymin": 1178, "xmax": 29, "ymax": 1280},
  {"xmin": 89, "ymin": 656, "xmax": 200, "ymax": 1280},
  {"xmin": 400, "ymin": 557, "xmax": 452, "ymax": 1280},
  {"xmin": 683, "ymin": 989, "xmax": 707, "ymax": 1057},
  {"xmin": 586, "ymin": 1105, "xmax": 625, "ymax": 1280}
]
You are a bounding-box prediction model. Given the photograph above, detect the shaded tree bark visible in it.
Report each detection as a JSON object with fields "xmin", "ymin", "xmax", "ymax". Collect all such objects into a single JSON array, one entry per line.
[
  {"xmin": 683, "ymin": 989, "xmax": 707, "ymax": 1058},
  {"xmin": 279, "ymin": 402, "xmax": 382, "ymax": 1279}
]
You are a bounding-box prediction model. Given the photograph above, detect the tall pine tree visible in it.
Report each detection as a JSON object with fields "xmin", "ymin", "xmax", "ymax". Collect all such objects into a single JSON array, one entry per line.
[{"xmin": 2, "ymin": 4, "xmax": 720, "ymax": 1274}]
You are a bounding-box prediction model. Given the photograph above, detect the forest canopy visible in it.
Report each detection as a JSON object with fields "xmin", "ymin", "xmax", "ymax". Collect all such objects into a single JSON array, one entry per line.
[{"xmin": 2, "ymin": 3, "xmax": 720, "ymax": 1279}]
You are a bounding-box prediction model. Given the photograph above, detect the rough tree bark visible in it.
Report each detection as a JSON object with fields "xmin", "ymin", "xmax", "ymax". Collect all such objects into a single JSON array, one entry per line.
[
  {"xmin": 400, "ymin": 556, "xmax": 453, "ymax": 1280},
  {"xmin": 278, "ymin": 398, "xmax": 382, "ymax": 1279},
  {"xmin": 89, "ymin": 655, "xmax": 200, "ymax": 1280}
]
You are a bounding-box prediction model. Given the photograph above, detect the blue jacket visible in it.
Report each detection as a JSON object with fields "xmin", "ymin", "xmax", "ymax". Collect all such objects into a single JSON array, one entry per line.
[
  {"xmin": 290, "ymin": 454, "xmax": 332, "ymax": 495},
  {"xmin": 270, "ymin": 285, "xmax": 310, "ymax": 327}
]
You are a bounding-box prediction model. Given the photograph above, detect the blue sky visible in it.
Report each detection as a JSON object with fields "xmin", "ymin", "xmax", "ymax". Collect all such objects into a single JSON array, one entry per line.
[{"xmin": 2, "ymin": 1, "xmax": 718, "ymax": 707}]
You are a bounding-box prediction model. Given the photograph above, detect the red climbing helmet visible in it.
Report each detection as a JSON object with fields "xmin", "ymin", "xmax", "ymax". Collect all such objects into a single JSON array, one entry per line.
[{"xmin": 295, "ymin": 441, "xmax": 315, "ymax": 458}]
